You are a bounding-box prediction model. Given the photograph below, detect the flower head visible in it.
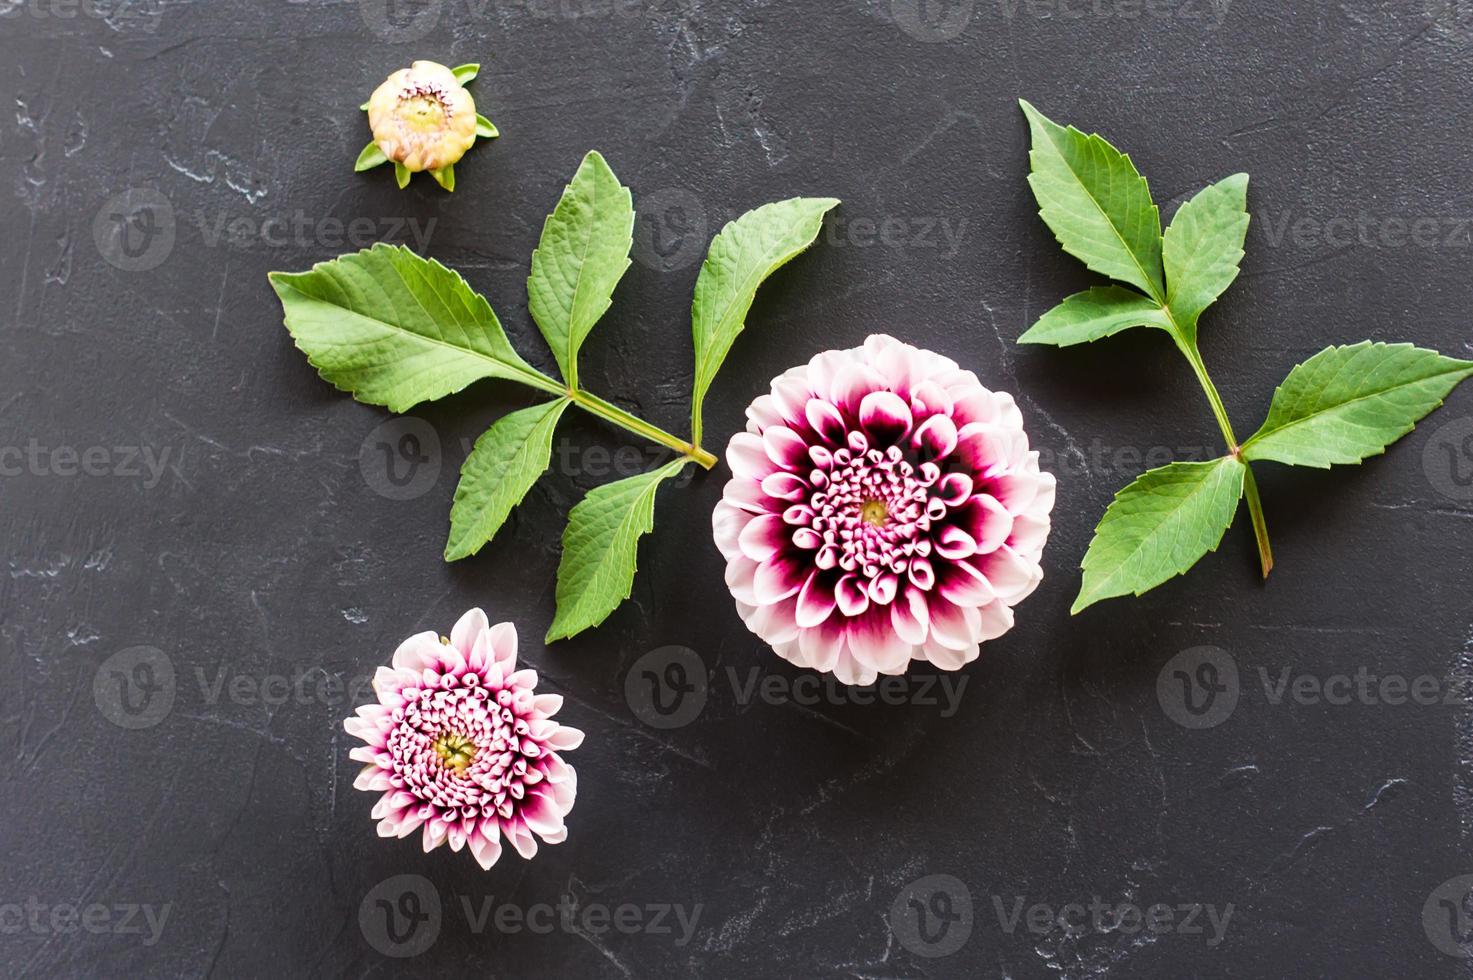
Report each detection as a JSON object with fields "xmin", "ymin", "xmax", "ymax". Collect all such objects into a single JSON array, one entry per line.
[
  {"xmin": 712, "ymin": 335, "xmax": 1055, "ymax": 686},
  {"xmin": 344, "ymin": 608, "xmax": 582, "ymax": 869},
  {"xmin": 366, "ymin": 60, "xmax": 478, "ymax": 173}
]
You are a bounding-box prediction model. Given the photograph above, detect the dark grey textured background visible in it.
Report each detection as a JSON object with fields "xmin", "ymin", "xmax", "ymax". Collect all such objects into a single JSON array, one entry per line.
[{"xmin": 6, "ymin": 0, "xmax": 1473, "ymax": 976}]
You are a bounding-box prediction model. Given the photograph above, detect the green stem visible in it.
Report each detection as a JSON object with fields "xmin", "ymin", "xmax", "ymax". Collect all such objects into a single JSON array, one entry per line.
[
  {"xmin": 568, "ymin": 389, "xmax": 718, "ymax": 470},
  {"xmin": 1175, "ymin": 336, "xmax": 1273, "ymax": 579}
]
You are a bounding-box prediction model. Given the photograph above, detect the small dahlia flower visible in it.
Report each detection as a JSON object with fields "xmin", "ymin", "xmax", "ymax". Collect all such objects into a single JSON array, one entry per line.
[
  {"xmin": 344, "ymin": 608, "xmax": 582, "ymax": 869},
  {"xmin": 712, "ymin": 335, "xmax": 1056, "ymax": 686},
  {"xmin": 358, "ymin": 60, "xmax": 496, "ymax": 191}
]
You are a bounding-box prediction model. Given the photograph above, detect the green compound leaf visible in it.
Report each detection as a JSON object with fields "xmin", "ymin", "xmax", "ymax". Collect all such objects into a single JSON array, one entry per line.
[
  {"xmin": 1019, "ymin": 285, "xmax": 1172, "ymax": 346},
  {"xmin": 430, "ymin": 164, "xmax": 455, "ymax": 192},
  {"xmin": 268, "ymin": 244, "xmax": 555, "ymax": 413},
  {"xmin": 546, "ymin": 458, "xmax": 691, "ymax": 642},
  {"xmin": 689, "ymin": 197, "xmax": 839, "ymax": 446},
  {"xmin": 445, "ymin": 398, "xmax": 572, "ymax": 561},
  {"xmin": 354, "ymin": 141, "xmax": 389, "ymax": 172},
  {"xmin": 476, "ymin": 114, "xmax": 498, "ymax": 138},
  {"xmin": 1163, "ymin": 173, "xmax": 1250, "ymax": 342},
  {"xmin": 452, "ymin": 63, "xmax": 480, "ymax": 84},
  {"xmin": 1242, "ymin": 342, "xmax": 1473, "ymax": 468},
  {"xmin": 1073, "ymin": 457, "xmax": 1246, "ymax": 614},
  {"xmin": 1020, "ymin": 99, "xmax": 1165, "ymax": 303},
  {"xmin": 527, "ymin": 151, "xmax": 634, "ymax": 389},
  {"xmin": 394, "ymin": 161, "xmax": 411, "ymax": 189}
]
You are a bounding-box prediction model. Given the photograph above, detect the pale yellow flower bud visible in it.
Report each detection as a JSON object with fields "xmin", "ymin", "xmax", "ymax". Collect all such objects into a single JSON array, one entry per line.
[{"xmin": 367, "ymin": 60, "xmax": 477, "ymax": 173}]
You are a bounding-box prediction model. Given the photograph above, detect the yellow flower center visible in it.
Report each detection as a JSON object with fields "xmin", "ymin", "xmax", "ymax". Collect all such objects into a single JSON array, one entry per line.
[
  {"xmin": 860, "ymin": 499, "xmax": 889, "ymax": 527},
  {"xmin": 433, "ymin": 732, "xmax": 477, "ymax": 773},
  {"xmin": 398, "ymin": 92, "xmax": 448, "ymax": 133}
]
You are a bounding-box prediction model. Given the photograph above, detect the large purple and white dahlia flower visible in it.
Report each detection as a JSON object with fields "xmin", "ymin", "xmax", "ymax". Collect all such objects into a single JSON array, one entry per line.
[
  {"xmin": 712, "ymin": 335, "xmax": 1055, "ymax": 686},
  {"xmin": 345, "ymin": 608, "xmax": 582, "ymax": 869}
]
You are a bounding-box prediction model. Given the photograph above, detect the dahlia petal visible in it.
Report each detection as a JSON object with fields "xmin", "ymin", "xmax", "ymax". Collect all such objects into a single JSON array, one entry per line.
[
  {"xmin": 912, "ymin": 413, "xmax": 959, "ymax": 459},
  {"xmin": 723, "ymin": 478, "xmax": 774, "ymax": 514},
  {"xmin": 1031, "ymin": 470, "xmax": 1058, "ymax": 514},
  {"xmin": 391, "ymin": 631, "xmax": 442, "ymax": 670},
  {"xmin": 725, "ymin": 556, "xmax": 760, "ymax": 604},
  {"xmin": 521, "ymin": 790, "xmax": 566, "ymax": 837},
  {"xmin": 806, "ymin": 349, "xmax": 851, "ymax": 397},
  {"xmin": 349, "ymin": 746, "xmax": 382, "ymax": 765},
  {"xmin": 344, "ymin": 716, "xmax": 386, "ymax": 745},
  {"xmin": 761, "ymin": 471, "xmax": 810, "ymax": 502},
  {"xmin": 713, "ymin": 501, "xmax": 751, "ymax": 560},
  {"xmin": 423, "ymin": 818, "xmax": 450, "ymax": 853},
  {"xmin": 834, "ymin": 574, "xmax": 870, "ymax": 617},
  {"xmin": 1008, "ymin": 514, "xmax": 1051, "ymax": 556},
  {"xmin": 449, "ymin": 607, "xmax": 489, "ymax": 657},
  {"xmin": 831, "ymin": 647, "xmax": 875, "ymax": 687},
  {"xmin": 979, "ymin": 545, "xmax": 1035, "ymax": 601},
  {"xmin": 798, "ymin": 619, "xmax": 846, "ymax": 673},
  {"xmin": 937, "ymin": 560, "xmax": 997, "ymax": 607},
  {"xmin": 891, "ymin": 587, "xmax": 929, "ymax": 645},
  {"xmin": 847, "ymin": 611, "xmax": 911, "ymax": 674},
  {"xmin": 923, "ymin": 635, "xmax": 979, "ymax": 671},
  {"xmin": 867, "ymin": 572, "xmax": 899, "ymax": 605},
  {"xmin": 505, "ymin": 820, "xmax": 539, "ymax": 860},
  {"xmin": 830, "ymin": 362, "xmax": 886, "ymax": 417},
  {"xmin": 478, "ymin": 624, "xmax": 513, "ymax": 671},
  {"xmin": 936, "ymin": 472, "xmax": 973, "ymax": 507},
  {"xmin": 746, "ymin": 393, "xmax": 784, "ymax": 431},
  {"xmin": 727, "ymin": 432, "xmax": 779, "ymax": 480},
  {"xmin": 990, "ymin": 471, "xmax": 1045, "ymax": 512},
  {"xmin": 469, "ymin": 831, "xmax": 503, "ymax": 870},
  {"xmin": 934, "ymin": 524, "xmax": 977, "ymax": 560},
  {"xmin": 955, "ymin": 423, "xmax": 1014, "ymax": 476},
  {"xmin": 770, "ymin": 374, "xmax": 812, "ymax": 427},
  {"xmin": 805, "ymin": 398, "xmax": 848, "ymax": 444},
  {"xmin": 909, "ymin": 379, "xmax": 955, "ymax": 420},
  {"xmin": 859, "ymin": 390, "xmax": 913, "ymax": 446},
  {"xmin": 738, "ymin": 514, "xmax": 790, "ymax": 562},
  {"xmin": 753, "ymin": 556, "xmax": 806, "ymax": 603},
  {"xmin": 796, "ymin": 572, "xmax": 837, "ymax": 628},
  {"xmin": 929, "ymin": 600, "xmax": 982, "ymax": 650},
  {"xmin": 544, "ymin": 725, "xmax": 584, "ymax": 751},
  {"xmin": 907, "ymin": 557, "xmax": 935, "ymax": 591},
  {"xmin": 532, "ymin": 693, "xmax": 564, "ymax": 716},
  {"xmin": 762, "ymin": 426, "xmax": 810, "ymax": 471},
  {"xmin": 954, "ymin": 494, "xmax": 1013, "ymax": 554},
  {"xmin": 373, "ymin": 664, "xmax": 408, "ymax": 697},
  {"xmin": 354, "ymin": 766, "xmax": 392, "ymax": 791},
  {"xmin": 977, "ymin": 600, "xmax": 1016, "ymax": 641},
  {"xmin": 747, "ymin": 595, "xmax": 801, "ymax": 644}
]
